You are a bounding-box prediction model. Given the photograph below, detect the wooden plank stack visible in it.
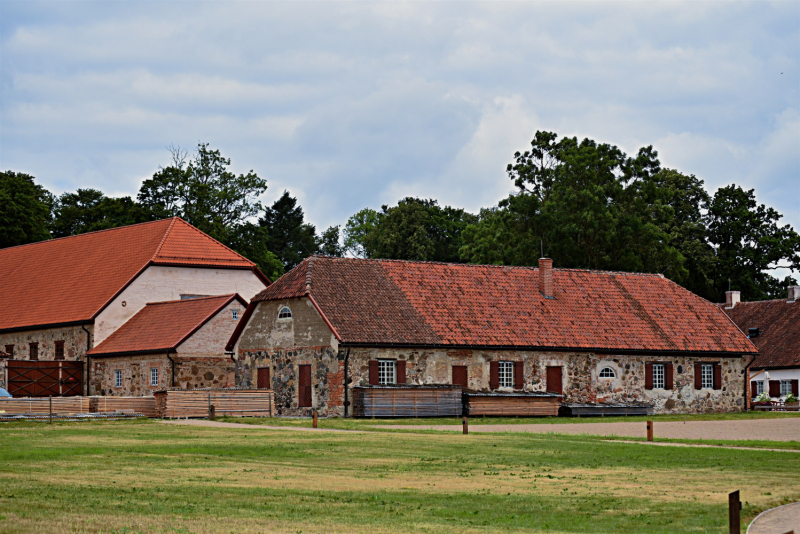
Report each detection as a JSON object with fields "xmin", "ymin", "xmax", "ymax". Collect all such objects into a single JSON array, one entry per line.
[
  {"xmin": 89, "ymin": 396, "xmax": 158, "ymax": 418},
  {"xmin": 353, "ymin": 386, "xmax": 462, "ymax": 418},
  {"xmin": 0, "ymin": 396, "xmax": 90, "ymax": 415},
  {"xmin": 463, "ymin": 392, "xmax": 560, "ymax": 417},
  {"xmin": 155, "ymin": 389, "xmax": 274, "ymax": 418}
]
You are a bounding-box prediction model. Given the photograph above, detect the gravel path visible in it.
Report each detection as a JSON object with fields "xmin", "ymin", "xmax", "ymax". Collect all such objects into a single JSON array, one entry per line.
[
  {"xmin": 376, "ymin": 417, "xmax": 800, "ymax": 441},
  {"xmin": 747, "ymin": 502, "xmax": 800, "ymax": 534}
]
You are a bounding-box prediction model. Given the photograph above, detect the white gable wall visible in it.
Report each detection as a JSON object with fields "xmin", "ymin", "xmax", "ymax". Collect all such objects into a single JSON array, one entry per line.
[{"xmin": 94, "ymin": 265, "xmax": 266, "ymax": 345}]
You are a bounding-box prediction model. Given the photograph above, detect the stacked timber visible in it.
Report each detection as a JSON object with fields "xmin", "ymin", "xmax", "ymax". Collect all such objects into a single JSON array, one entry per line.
[
  {"xmin": 155, "ymin": 388, "xmax": 274, "ymax": 418},
  {"xmin": 352, "ymin": 385, "xmax": 462, "ymax": 418},
  {"xmin": 462, "ymin": 391, "xmax": 560, "ymax": 417},
  {"xmin": 0, "ymin": 396, "xmax": 90, "ymax": 415},
  {"xmin": 89, "ymin": 396, "xmax": 158, "ymax": 418}
]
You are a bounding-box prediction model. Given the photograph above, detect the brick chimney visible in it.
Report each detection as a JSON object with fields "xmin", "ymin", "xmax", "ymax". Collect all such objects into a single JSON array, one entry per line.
[
  {"xmin": 725, "ymin": 290, "xmax": 740, "ymax": 308},
  {"xmin": 788, "ymin": 286, "xmax": 800, "ymax": 302},
  {"xmin": 539, "ymin": 258, "xmax": 554, "ymax": 299}
]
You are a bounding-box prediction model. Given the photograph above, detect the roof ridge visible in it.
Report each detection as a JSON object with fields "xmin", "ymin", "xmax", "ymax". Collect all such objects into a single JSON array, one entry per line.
[
  {"xmin": 144, "ymin": 294, "xmax": 237, "ymax": 306},
  {"xmin": 305, "ymin": 256, "xmax": 315, "ymax": 294},
  {"xmin": 151, "ymin": 217, "xmax": 179, "ymax": 261},
  {"xmin": 0, "ymin": 218, "xmax": 174, "ymax": 254},
  {"xmin": 156, "ymin": 218, "xmax": 254, "ymax": 264},
  {"xmin": 308, "ymin": 255, "xmax": 666, "ymax": 277}
]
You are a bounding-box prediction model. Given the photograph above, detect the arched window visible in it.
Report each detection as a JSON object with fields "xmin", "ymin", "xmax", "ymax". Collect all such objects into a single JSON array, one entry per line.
[
  {"xmin": 278, "ymin": 306, "xmax": 292, "ymax": 319},
  {"xmin": 599, "ymin": 367, "xmax": 616, "ymax": 378}
]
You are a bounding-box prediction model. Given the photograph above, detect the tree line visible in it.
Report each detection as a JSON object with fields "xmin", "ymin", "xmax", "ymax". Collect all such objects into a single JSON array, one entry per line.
[{"xmin": 2, "ymin": 133, "xmax": 798, "ymax": 302}]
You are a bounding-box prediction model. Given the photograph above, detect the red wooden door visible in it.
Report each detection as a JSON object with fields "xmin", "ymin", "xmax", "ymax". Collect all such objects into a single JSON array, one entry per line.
[
  {"xmin": 6, "ymin": 361, "xmax": 83, "ymax": 397},
  {"xmin": 452, "ymin": 366, "xmax": 468, "ymax": 387},
  {"xmin": 257, "ymin": 367, "xmax": 271, "ymax": 389},
  {"xmin": 298, "ymin": 365, "xmax": 312, "ymax": 407},
  {"xmin": 546, "ymin": 366, "xmax": 563, "ymax": 395}
]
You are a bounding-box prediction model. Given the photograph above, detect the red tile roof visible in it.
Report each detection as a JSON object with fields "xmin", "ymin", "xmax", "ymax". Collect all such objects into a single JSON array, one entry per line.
[
  {"xmin": 0, "ymin": 218, "xmax": 266, "ymax": 332},
  {"xmin": 88, "ymin": 294, "xmax": 245, "ymax": 356},
  {"xmin": 721, "ymin": 299, "xmax": 800, "ymax": 369},
  {"xmin": 240, "ymin": 256, "xmax": 755, "ymax": 354}
]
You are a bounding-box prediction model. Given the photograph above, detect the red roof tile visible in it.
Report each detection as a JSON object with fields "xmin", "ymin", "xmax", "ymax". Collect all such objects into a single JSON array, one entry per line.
[
  {"xmin": 246, "ymin": 256, "xmax": 755, "ymax": 354},
  {"xmin": 721, "ymin": 299, "xmax": 800, "ymax": 369},
  {"xmin": 88, "ymin": 294, "xmax": 244, "ymax": 356},
  {"xmin": 0, "ymin": 218, "xmax": 263, "ymax": 332}
]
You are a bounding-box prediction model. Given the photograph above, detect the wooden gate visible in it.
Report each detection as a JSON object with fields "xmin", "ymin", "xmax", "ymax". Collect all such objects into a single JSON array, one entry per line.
[{"xmin": 6, "ymin": 360, "xmax": 83, "ymax": 397}]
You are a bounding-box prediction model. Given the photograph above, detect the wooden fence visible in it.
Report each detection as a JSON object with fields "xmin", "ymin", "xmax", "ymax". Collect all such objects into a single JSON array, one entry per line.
[
  {"xmin": 463, "ymin": 391, "xmax": 560, "ymax": 417},
  {"xmin": 89, "ymin": 396, "xmax": 158, "ymax": 418},
  {"xmin": 155, "ymin": 389, "xmax": 274, "ymax": 418},
  {"xmin": 0, "ymin": 396, "xmax": 90, "ymax": 415},
  {"xmin": 352, "ymin": 385, "xmax": 462, "ymax": 418}
]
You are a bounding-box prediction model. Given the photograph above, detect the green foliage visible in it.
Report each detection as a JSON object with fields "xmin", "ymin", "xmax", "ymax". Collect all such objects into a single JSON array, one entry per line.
[
  {"xmin": 258, "ymin": 191, "xmax": 318, "ymax": 270},
  {"xmin": 318, "ymin": 225, "xmax": 344, "ymax": 257},
  {"xmin": 0, "ymin": 170, "xmax": 53, "ymax": 248},
  {"xmin": 224, "ymin": 222, "xmax": 284, "ymax": 281},
  {"xmin": 346, "ymin": 198, "xmax": 477, "ymax": 262},
  {"xmin": 50, "ymin": 188, "xmax": 148, "ymax": 238},
  {"xmin": 706, "ymin": 184, "xmax": 799, "ymax": 301},
  {"xmin": 137, "ymin": 143, "xmax": 267, "ymax": 244}
]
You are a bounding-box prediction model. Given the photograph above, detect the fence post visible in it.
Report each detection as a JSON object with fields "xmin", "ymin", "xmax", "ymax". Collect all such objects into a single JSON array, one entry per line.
[
  {"xmin": 312, "ymin": 410, "xmax": 318, "ymax": 428},
  {"xmin": 463, "ymin": 416, "xmax": 468, "ymax": 435},
  {"xmin": 728, "ymin": 490, "xmax": 741, "ymax": 534},
  {"xmin": 208, "ymin": 404, "xmax": 215, "ymax": 421},
  {"xmin": 646, "ymin": 421, "xmax": 653, "ymax": 441},
  {"xmin": 49, "ymin": 396, "xmax": 52, "ymax": 424}
]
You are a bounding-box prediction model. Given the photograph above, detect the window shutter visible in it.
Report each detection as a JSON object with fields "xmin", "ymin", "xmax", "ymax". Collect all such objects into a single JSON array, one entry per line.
[
  {"xmin": 513, "ymin": 361, "xmax": 524, "ymax": 389},
  {"xmin": 792, "ymin": 380, "xmax": 799, "ymax": 397},
  {"xmin": 713, "ymin": 363, "xmax": 722, "ymax": 390},
  {"xmin": 665, "ymin": 363, "xmax": 673, "ymax": 390},
  {"xmin": 396, "ymin": 360, "xmax": 406, "ymax": 384},
  {"xmin": 694, "ymin": 363, "xmax": 702, "ymax": 389},
  {"xmin": 489, "ymin": 361, "xmax": 499, "ymax": 389},
  {"xmin": 368, "ymin": 360, "xmax": 379, "ymax": 385},
  {"xmin": 750, "ymin": 381, "xmax": 758, "ymax": 398},
  {"xmin": 769, "ymin": 380, "xmax": 780, "ymax": 397},
  {"xmin": 644, "ymin": 363, "xmax": 653, "ymax": 390}
]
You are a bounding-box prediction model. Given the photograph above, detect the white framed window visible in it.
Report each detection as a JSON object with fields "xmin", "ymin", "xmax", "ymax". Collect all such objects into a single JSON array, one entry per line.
[
  {"xmin": 599, "ymin": 367, "xmax": 616, "ymax": 378},
  {"xmin": 701, "ymin": 364, "xmax": 714, "ymax": 389},
  {"xmin": 150, "ymin": 367, "xmax": 159, "ymax": 387},
  {"xmin": 114, "ymin": 370, "xmax": 123, "ymax": 388},
  {"xmin": 378, "ymin": 360, "xmax": 395, "ymax": 385},
  {"xmin": 498, "ymin": 361, "xmax": 513, "ymax": 388},
  {"xmin": 278, "ymin": 306, "xmax": 292, "ymax": 319},
  {"xmin": 780, "ymin": 380, "xmax": 792, "ymax": 397},
  {"xmin": 232, "ymin": 309, "xmax": 239, "ymax": 320},
  {"xmin": 652, "ymin": 364, "xmax": 665, "ymax": 389},
  {"xmin": 754, "ymin": 381, "xmax": 764, "ymax": 396}
]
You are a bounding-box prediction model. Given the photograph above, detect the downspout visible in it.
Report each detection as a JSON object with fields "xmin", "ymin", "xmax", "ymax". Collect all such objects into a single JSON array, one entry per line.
[
  {"xmin": 167, "ymin": 351, "xmax": 176, "ymax": 388},
  {"xmin": 81, "ymin": 324, "xmax": 92, "ymax": 396},
  {"xmin": 343, "ymin": 347, "xmax": 350, "ymax": 418}
]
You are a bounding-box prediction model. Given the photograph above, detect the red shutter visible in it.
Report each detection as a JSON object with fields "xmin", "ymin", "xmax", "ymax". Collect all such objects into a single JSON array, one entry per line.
[
  {"xmin": 713, "ymin": 363, "xmax": 722, "ymax": 390},
  {"xmin": 489, "ymin": 361, "xmax": 499, "ymax": 389},
  {"xmin": 792, "ymin": 380, "xmax": 799, "ymax": 396},
  {"xmin": 514, "ymin": 361, "xmax": 523, "ymax": 389},
  {"xmin": 750, "ymin": 381, "xmax": 758, "ymax": 398},
  {"xmin": 694, "ymin": 363, "xmax": 702, "ymax": 389},
  {"xmin": 452, "ymin": 366, "xmax": 468, "ymax": 387},
  {"xmin": 769, "ymin": 380, "xmax": 780, "ymax": 397},
  {"xmin": 368, "ymin": 360, "xmax": 379, "ymax": 385},
  {"xmin": 645, "ymin": 363, "xmax": 653, "ymax": 390},
  {"xmin": 396, "ymin": 360, "xmax": 406, "ymax": 384},
  {"xmin": 665, "ymin": 363, "xmax": 673, "ymax": 390}
]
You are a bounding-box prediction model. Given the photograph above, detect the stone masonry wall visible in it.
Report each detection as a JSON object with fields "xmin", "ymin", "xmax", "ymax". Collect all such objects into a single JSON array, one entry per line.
[{"xmin": 0, "ymin": 324, "xmax": 93, "ymax": 391}]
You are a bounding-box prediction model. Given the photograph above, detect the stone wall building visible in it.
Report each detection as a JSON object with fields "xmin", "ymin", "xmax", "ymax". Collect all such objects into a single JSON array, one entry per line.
[
  {"xmin": 721, "ymin": 286, "xmax": 800, "ymax": 403},
  {"xmin": 88, "ymin": 295, "xmax": 246, "ymax": 395},
  {"xmin": 0, "ymin": 218, "xmax": 268, "ymax": 395},
  {"xmin": 227, "ymin": 256, "xmax": 756, "ymax": 417}
]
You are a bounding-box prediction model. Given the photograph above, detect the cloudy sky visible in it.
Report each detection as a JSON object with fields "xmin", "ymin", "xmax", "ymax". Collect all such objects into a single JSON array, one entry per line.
[{"xmin": 1, "ymin": 1, "xmax": 798, "ymax": 239}]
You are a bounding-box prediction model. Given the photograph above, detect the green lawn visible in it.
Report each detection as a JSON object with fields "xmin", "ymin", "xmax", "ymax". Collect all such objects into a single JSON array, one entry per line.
[{"xmin": 0, "ymin": 418, "xmax": 798, "ymax": 533}]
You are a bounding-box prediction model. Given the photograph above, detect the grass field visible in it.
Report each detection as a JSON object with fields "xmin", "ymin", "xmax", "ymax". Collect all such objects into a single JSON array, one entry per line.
[{"xmin": 0, "ymin": 417, "xmax": 798, "ymax": 533}]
